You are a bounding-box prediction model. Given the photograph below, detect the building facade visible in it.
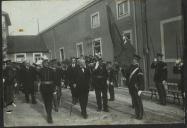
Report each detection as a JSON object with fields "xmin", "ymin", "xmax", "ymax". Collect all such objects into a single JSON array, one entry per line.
[
  {"xmin": 7, "ymin": 36, "xmax": 49, "ymax": 64},
  {"xmin": 2, "ymin": 11, "xmax": 11, "ymax": 61},
  {"xmin": 39, "ymin": 0, "xmax": 183, "ymax": 89}
]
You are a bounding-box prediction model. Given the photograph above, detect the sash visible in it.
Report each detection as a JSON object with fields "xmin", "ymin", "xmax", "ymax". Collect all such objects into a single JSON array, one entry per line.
[{"xmin": 129, "ymin": 67, "xmax": 139, "ymax": 82}]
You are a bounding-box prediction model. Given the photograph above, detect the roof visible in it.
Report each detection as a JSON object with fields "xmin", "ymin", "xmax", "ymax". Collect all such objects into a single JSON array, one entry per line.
[
  {"xmin": 39, "ymin": 0, "xmax": 101, "ymax": 35},
  {"xmin": 2, "ymin": 11, "xmax": 11, "ymax": 26},
  {"xmin": 7, "ymin": 35, "xmax": 49, "ymax": 54}
]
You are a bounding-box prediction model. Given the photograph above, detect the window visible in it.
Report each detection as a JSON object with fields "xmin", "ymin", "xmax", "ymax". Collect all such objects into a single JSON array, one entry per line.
[
  {"xmin": 92, "ymin": 38, "xmax": 102, "ymax": 56},
  {"xmin": 60, "ymin": 47, "xmax": 65, "ymax": 61},
  {"xmin": 15, "ymin": 53, "xmax": 26, "ymax": 62},
  {"xmin": 116, "ymin": 0, "xmax": 130, "ymax": 19},
  {"xmin": 122, "ymin": 30, "xmax": 133, "ymax": 45},
  {"xmin": 91, "ymin": 12, "xmax": 100, "ymax": 28},
  {"xmin": 76, "ymin": 42, "xmax": 84, "ymax": 58},
  {"xmin": 33, "ymin": 53, "xmax": 42, "ymax": 63}
]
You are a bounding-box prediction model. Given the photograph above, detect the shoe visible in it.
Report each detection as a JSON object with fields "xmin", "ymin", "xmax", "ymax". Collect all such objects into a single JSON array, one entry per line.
[
  {"xmin": 32, "ymin": 101, "xmax": 37, "ymax": 104},
  {"xmin": 109, "ymin": 98, "xmax": 114, "ymax": 101},
  {"xmin": 12, "ymin": 103, "xmax": 16, "ymax": 107},
  {"xmin": 47, "ymin": 116, "xmax": 53, "ymax": 124},
  {"xmin": 54, "ymin": 108, "xmax": 59, "ymax": 112},
  {"xmin": 83, "ymin": 114, "xmax": 88, "ymax": 119},
  {"xmin": 103, "ymin": 108, "xmax": 109, "ymax": 112},
  {"xmin": 6, "ymin": 110, "xmax": 13, "ymax": 114},
  {"xmin": 97, "ymin": 108, "xmax": 102, "ymax": 112},
  {"xmin": 136, "ymin": 116, "xmax": 143, "ymax": 120}
]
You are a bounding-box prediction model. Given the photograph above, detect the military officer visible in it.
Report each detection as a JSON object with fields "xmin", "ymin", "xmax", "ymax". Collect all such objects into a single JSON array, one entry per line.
[
  {"xmin": 106, "ymin": 61, "xmax": 115, "ymax": 101},
  {"xmin": 128, "ymin": 55, "xmax": 145, "ymax": 119},
  {"xmin": 67, "ymin": 57, "xmax": 78, "ymax": 104},
  {"xmin": 38, "ymin": 57, "xmax": 56, "ymax": 123},
  {"xmin": 75, "ymin": 58, "xmax": 91, "ymax": 119},
  {"xmin": 151, "ymin": 53, "xmax": 168, "ymax": 105},
  {"xmin": 92, "ymin": 56, "xmax": 109, "ymax": 112},
  {"xmin": 173, "ymin": 59, "xmax": 184, "ymax": 106}
]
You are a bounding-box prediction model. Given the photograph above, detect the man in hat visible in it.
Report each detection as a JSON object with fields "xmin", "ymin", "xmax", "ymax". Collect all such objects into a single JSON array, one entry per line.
[
  {"xmin": 75, "ymin": 58, "xmax": 91, "ymax": 119},
  {"xmin": 92, "ymin": 56, "xmax": 109, "ymax": 112},
  {"xmin": 126, "ymin": 54, "xmax": 145, "ymax": 119},
  {"xmin": 151, "ymin": 53, "xmax": 168, "ymax": 105},
  {"xmin": 38, "ymin": 57, "xmax": 56, "ymax": 123},
  {"xmin": 3, "ymin": 60, "xmax": 17, "ymax": 113},
  {"xmin": 20, "ymin": 61, "xmax": 37, "ymax": 104},
  {"xmin": 67, "ymin": 57, "xmax": 78, "ymax": 104}
]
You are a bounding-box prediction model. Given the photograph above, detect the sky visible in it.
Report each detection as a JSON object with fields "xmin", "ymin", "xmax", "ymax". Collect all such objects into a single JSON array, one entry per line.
[{"xmin": 2, "ymin": 0, "xmax": 94, "ymax": 35}]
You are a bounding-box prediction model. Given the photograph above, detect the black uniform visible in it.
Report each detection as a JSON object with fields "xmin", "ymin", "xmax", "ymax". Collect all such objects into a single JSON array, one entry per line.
[
  {"xmin": 75, "ymin": 65, "xmax": 91, "ymax": 118},
  {"xmin": 92, "ymin": 61, "xmax": 108, "ymax": 111},
  {"xmin": 173, "ymin": 62, "xmax": 184, "ymax": 104},
  {"xmin": 151, "ymin": 61, "xmax": 168, "ymax": 105},
  {"xmin": 107, "ymin": 67, "xmax": 115, "ymax": 101},
  {"xmin": 3, "ymin": 65, "xmax": 16, "ymax": 107},
  {"xmin": 21, "ymin": 65, "xmax": 37, "ymax": 103},
  {"xmin": 38, "ymin": 66, "xmax": 56, "ymax": 123},
  {"xmin": 67, "ymin": 64, "xmax": 78, "ymax": 104},
  {"xmin": 128, "ymin": 64, "xmax": 144, "ymax": 119}
]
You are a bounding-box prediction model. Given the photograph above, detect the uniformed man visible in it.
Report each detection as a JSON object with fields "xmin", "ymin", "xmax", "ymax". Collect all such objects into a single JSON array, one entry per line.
[
  {"xmin": 3, "ymin": 60, "xmax": 17, "ymax": 110},
  {"xmin": 128, "ymin": 54, "xmax": 145, "ymax": 119},
  {"xmin": 106, "ymin": 61, "xmax": 115, "ymax": 101},
  {"xmin": 38, "ymin": 57, "xmax": 56, "ymax": 123},
  {"xmin": 67, "ymin": 57, "xmax": 78, "ymax": 104},
  {"xmin": 92, "ymin": 56, "xmax": 109, "ymax": 112},
  {"xmin": 173, "ymin": 59, "xmax": 184, "ymax": 106},
  {"xmin": 75, "ymin": 58, "xmax": 91, "ymax": 119},
  {"xmin": 151, "ymin": 53, "xmax": 168, "ymax": 105}
]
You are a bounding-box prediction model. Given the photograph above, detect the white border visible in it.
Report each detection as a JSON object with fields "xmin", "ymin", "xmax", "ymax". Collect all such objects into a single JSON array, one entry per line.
[
  {"xmin": 116, "ymin": 0, "xmax": 130, "ymax": 20},
  {"xmin": 90, "ymin": 12, "xmax": 100, "ymax": 29},
  {"xmin": 59, "ymin": 47, "xmax": 65, "ymax": 61},
  {"xmin": 33, "ymin": 53, "xmax": 43, "ymax": 63},
  {"xmin": 76, "ymin": 42, "xmax": 84, "ymax": 58},
  {"xmin": 160, "ymin": 16, "xmax": 182, "ymax": 62},
  {"xmin": 92, "ymin": 37, "xmax": 103, "ymax": 56},
  {"xmin": 14, "ymin": 53, "xmax": 26, "ymax": 62}
]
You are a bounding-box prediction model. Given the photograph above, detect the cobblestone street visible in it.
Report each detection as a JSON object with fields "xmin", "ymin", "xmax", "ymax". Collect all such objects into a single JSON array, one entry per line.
[{"xmin": 4, "ymin": 88, "xmax": 185, "ymax": 127}]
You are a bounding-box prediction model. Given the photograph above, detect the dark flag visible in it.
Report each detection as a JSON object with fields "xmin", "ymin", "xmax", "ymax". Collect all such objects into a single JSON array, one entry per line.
[{"xmin": 106, "ymin": 5, "xmax": 135, "ymax": 66}]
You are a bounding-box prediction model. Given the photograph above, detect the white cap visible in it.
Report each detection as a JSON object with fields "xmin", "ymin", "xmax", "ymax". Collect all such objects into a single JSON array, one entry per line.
[{"xmin": 42, "ymin": 55, "xmax": 48, "ymax": 60}]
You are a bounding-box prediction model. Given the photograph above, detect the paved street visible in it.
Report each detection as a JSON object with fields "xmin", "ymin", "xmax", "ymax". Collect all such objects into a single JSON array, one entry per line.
[{"xmin": 4, "ymin": 87, "xmax": 185, "ymax": 127}]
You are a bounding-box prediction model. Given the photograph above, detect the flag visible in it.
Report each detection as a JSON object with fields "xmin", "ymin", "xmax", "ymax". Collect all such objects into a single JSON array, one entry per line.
[{"xmin": 106, "ymin": 5, "xmax": 135, "ymax": 66}]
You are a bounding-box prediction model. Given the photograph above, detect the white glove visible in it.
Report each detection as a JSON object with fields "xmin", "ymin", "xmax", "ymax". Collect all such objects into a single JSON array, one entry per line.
[
  {"xmin": 162, "ymin": 80, "xmax": 167, "ymax": 85},
  {"xmin": 73, "ymin": 83, "xmax": 76, "ymax": 88},
  {"xmin": 154, "ymin": 58, "xmax": 157, "ymax": 62},
  {"xmin": 15, "ymin": 83, "xmax": 18, "ymax": 87},
  {"xmin": 3, "ymin": 78, "xmax": 5, "ymax": 83},
  {"xmin": 95, "ymin": 62, "xmax": 99, "ymax": 69},
  {"xmin": 107, "ymin": 80, "xmax": 110, "ymax": 85},
  {"xmin": 111, "ymin": 82, "xmax": 114, "ymax": 85},
  {"xmin": 138, "ymin": 91, "xmax": 142, "ymax": 96}
]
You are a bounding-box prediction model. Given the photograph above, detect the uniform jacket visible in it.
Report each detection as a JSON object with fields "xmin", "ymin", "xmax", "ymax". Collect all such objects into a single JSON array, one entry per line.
[
  {"xmin": 107, "ymin": 68, "xmax": 115, "ymax": 83},
  {"xmin": 151, "ymin": 61, "xmax": 168, "ymax": 82},
  {"xmin": 128, "ymin": 64, "xmax": 145, "ymax": 91}
]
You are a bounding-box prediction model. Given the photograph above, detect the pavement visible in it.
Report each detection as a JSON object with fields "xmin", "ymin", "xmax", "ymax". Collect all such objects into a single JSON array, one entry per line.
[{"xmin": 3, "ymin": 87, "xmax": 185, "ymax": 127}]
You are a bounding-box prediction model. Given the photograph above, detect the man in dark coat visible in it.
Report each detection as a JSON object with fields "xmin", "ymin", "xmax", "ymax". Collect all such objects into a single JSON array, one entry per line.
[
  {"xmin": 75, "ymin": 58, "xmax": 91, "ymax": 119},
  {"xmin": 3, "ymin": 60, "xmax": 17, "ymax": 108},
  {"xmin": 67, "ymin": 57, "xmax": 78, "ymax": 104},
  {"xmin": 151, "ymin": 53, "xmax": 168, "ymax": 105},
  {"xmin": 106, "ymin": 61, "xmax": 115, "ymax": 101},
  {"xmin": 38, "ymin": 58, "xmax": 56, "ymax": 123},
  {"xmin": 21, "ymin": 62, "xmax": 37, "ymax": 104},
  {"xmin": 92, "ymin": 57, "xmax": 109, "ymax": 112},
  {"xmin": 128, "ymin": 55, "xmax": 145, "ymax": 119}
]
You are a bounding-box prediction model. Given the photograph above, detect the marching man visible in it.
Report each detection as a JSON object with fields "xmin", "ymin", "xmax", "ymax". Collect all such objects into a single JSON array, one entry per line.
[{"xmin": 127, "ymin": 54, "xmax": 145, "ymax": 120}]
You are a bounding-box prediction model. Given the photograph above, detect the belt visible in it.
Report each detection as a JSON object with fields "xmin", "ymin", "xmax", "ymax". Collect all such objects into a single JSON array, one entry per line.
[
  {"xmin": 41, "ymin": 81, "xmax": 54, "ymax": 85},
  {"xmin": 96, "ymin": 76, "xmax": 104, "ymax": 79}
]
